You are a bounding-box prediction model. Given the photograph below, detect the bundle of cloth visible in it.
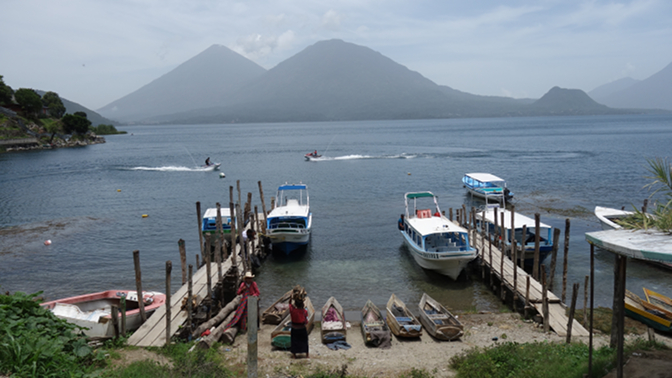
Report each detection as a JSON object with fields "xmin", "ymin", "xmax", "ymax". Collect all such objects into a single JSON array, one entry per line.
[{"xmin": 292, "ymin": 285, "xmax": 306, "ymax": 303}]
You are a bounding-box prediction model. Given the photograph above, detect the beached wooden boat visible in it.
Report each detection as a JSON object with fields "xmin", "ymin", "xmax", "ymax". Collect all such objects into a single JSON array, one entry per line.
[
  {"xmin": 262, "ymin": 289, "xmax": 292, "ymax": 325},
  {"xmin": 385, "ymin": 293, "xmax": 422, "ymax": 338},
  {"xmin": 361, "ymin": 299, "xmax": 390, "ymax": 347},
  {"xmin": 417, "ymin": 293, "xmax": 463, "ymax": 341},
  {"xmin": 270, "ymin": 296, "xmax": 315, "ymax": 349},
  {"xmin": 624, "ymin": 289, "xmax": 672, "ymax": 333},
  {"xmin": 41, "ymin": 290, "xmax": 166, "ymax": 339},
  {"xmin": 321, "ymin": 296, "xmax": 346, "ymax": 343}
]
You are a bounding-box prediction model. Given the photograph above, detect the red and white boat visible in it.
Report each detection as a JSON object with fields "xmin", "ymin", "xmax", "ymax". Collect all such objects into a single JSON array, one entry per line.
[
  {"xmin": 41, "ymin": 290, "xmax": 166, "ymax": 338},
  {"xmin": 304, "ymin": 151, "xmax": 322, "ymax": 161}
]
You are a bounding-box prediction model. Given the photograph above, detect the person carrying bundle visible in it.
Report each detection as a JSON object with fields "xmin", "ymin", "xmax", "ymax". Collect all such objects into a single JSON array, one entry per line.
[{"xmin": 289, "ymin": 285, "xmax": 309, "ymax": 359}]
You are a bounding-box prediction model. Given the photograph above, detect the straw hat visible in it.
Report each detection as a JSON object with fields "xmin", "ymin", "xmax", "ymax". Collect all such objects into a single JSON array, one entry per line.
[{"xmin": 244, "ymin": 271, "xmax": 255, "ymax": 279}]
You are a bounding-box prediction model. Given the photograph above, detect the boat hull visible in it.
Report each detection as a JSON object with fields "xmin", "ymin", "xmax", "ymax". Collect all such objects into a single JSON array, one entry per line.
[
  {"xmin": 402, "ymin": 231, "xmax": 475, "ymax": 280},
  {"xmin": 41, "ymin": 290, "xmax": 165, "ymax": 338},
  {"xmin": 386, "ymin": 294, "xmax": 422, "ymax": 338},
  {"xmin": 269, "ymin": 231, "xmax": 310, "ymax": 254},
  {"xmin": 418, "ymin": 293, "xmax": 463, "ymax": 341}
]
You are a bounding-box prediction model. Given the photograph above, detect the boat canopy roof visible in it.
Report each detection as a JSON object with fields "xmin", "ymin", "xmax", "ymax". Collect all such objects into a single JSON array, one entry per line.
[
  {"xmin": 409, "ymin": 216, "xmax": 467, "ymax": 235},
  {"xmin": 586, "ymin": 229, "xmax": 672, "ymax": 263},
  {"xmin": 464, "ymin": 173, "xmax": 506, "ymax": 183},
  {"xmin": 278, "ymin": 184, "xmax": 307, "ymax": 191},
  {"xmin": 478, "ymin": 207, "xmax": 550, "ymax": 229},
  {"xmin": 405, "ymin": 192, "xmax": 436, "ymax": 199},
  {"xmin": 203, "ymin": 207, "xmax": 232, "ymax": 218}
]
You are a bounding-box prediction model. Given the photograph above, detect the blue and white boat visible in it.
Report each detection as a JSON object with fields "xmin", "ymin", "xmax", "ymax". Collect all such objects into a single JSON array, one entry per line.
[
  {"xmin": 475, "ymin": 205, "xmax": 553, "ymax": 265},
  {"xmin": 462, "ymin": 173, "xmax": 513, "ymax": 204},
  {"xmin": 266, "ymin": 183, "xmax": 312, "ymax": 254},
  {"xmin": 400, "ymin": 192, "xmax": 477, "ymax": 280},
  {"xmin": 201, "ymin": 207, "xmax": 236, "ymax": 240}
]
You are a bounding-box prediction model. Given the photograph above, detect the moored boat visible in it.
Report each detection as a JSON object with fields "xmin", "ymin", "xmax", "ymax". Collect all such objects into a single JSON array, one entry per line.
[
  {"xmin": 400, "ymin": 191, "xmax": 477, "ymax": 280},
  {"xmin": 385, "ymin": 293, "xmax": 422, "ymax": 338},
  {"xmin": 476, "ymin": 205, "xmax": 553, "ymax": 266},
  {"xmin": 321, "ymin": 296, "xmax": 346, "ymax": 343},
  {"xmin": 270, "ymin": 296, "xmax": 315, "ymax": 349},
  {"xmin": 262, "ymin": 289, "xmax": 293, "ymax": 325},
  {"xmin": 624, "ymin": 289, "xmax": 672, "ymax": 333},
  {"xmin": 417, "ymin": 293, "xmax": 463, "ymax": 341},
  {"xmin": 201, "ymin": 207, "xmax": 238, "ymax": 241},
  {"xmin": 266, "ymin": 183, "xmax": 312, "ymax": 255},
  {"xmin": 462, "ymin": 173, "xmax": 513, "ymax": 204},
  {"xmin": 41, "ymin": 290, "xmax": 166, "ymax": 338},
  {"xmin": 361, "ymin": 299, "xmax": 390, "ymax": 347},
  {"xmin": 595, "ymin": 206, "xmax": 632, "ymax": 230}
]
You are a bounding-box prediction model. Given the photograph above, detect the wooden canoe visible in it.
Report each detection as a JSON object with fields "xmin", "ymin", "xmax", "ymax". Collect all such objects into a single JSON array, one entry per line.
[
  {"xmin": 270, "ymin": 296, "xmax": 315, "ymax": 349},
  {"xmin": 385, "ymin": 293, "xmax": 422, "ymax": 338},
  {"xmin": 418, "ymin": 293, "xmax": 463, "ymax": 341},
  {"xmin": 361, "ymin": 299, "xmax": 390, "ymax": 346},
  {"xmin": 321, "ymin": 296, "xmax": 346, "ymax": 343},
  {"xmin": 624, "ymin": 290, "xmax": 672, "ymax": 333},
  {"xmin": 262, "ymin": 289, "xmax": 292, "ymax": 325}
]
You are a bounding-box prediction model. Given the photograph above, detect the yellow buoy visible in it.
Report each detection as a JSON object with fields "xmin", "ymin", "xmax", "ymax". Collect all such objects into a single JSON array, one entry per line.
[
  {"xmin": 142, "ymin": 214, "xmax": 149, "ymax": 218},
  {"xmin": 407, "ymin": 172, "xmax": 411, "ymax": 175},
  {"xmin": 117, "ymin": 189, "xmax": 121, "ymax": 192}
]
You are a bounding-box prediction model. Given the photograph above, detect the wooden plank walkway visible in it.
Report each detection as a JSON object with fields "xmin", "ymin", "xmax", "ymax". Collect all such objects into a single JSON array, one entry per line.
[{"xmin": 471, "ymin": 228, "xmax": 589, "ymax": 337}]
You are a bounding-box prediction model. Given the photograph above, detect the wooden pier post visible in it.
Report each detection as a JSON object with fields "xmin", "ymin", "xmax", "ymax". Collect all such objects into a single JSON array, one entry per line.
[
  {"xmin": 236, "ymin": 203, "xmax": 249, "ymax": 272},
  {"xmin": 462, "ymin": 205, "xmax": 467, "ymax": 227},
  {"xmin": 583, "ymin": 275, "xmax": 589, "ymax": 323},
  {"xmin": 566, "ymin": 282, "xmax": 580, "ymax": 343},
  {"xmin": 493, "ymin": 207, "xmax": 499, "ymax": 248},
  {"xmin": 165, "ymin": 261, "xmax": 172, "ymax": 346},
  {"xmin": 120, "ymin": 295, "xmax": 127, "ymax": 336},
  {"xmin": 548, "ymin": 228, "xmax": 561, "ymax": 292},
  {"xmin": 178, "ymin": 239, "xmax": 187, "ymax": 285},
  {"xmin": 541, "ymin": 265, "xmax": 549, "ymax": 333},
  {"xmin": 237, "ymin": 180, "xmax": 242, "ymax": 215},
  {"xmin": 510, "ymin": 205, "xmax": 515, "ymax": 256},
  {"xmin": 525, "ymin": 275, "xmax": 530, "ymax": 318},
  {"xmin": 500, "ymin": 230, "xmax": 505, "ymax": 301},
  {"xmin": 562, "ymin": 219, "xmax": 570, "ymax": 303},
  {"xmin": 512, "ymin": 239, "xmax": 518, "ymax": 312},
  {"xmin": 132, "ymin": 250, "xmax": 147, "ymax": 322},
  {"xmin": 188, "ymin": 264, "xmax": 193, "ymax": 334},
  {"xmin": 230, "ymin": 202, "xmax": 238, "ymax": 267},
  {"xmin": 196, "ymin": 202, "xmax": 205, "ymax": 270},
  {"xmin": 533, "ymin": 213, "xmax": 541, "ymax": 280},
  {"xmin": 500, "ymin": 212, "xmax": 506, "ymax": 254},
  {"xmin": 247, "ymin": 296, "xmax": 258, "ymax": 378},
  {"xmin": 258, "ymin": 181, "xmax": 268, "ymax": 234},
  {"xmin": 205, "ymin": 237, "xmax": 212, "ymax": 318},
  {"xmin": 215, "ymin": 204, "xmax": 224, "ymax": 283},
  {"xmin": 449, "ymin": 208, "xmax": 453, "ymax": 221},
  {"xmin": 520, "ymin": 225, "xmax": 527, "ymax": 269},
  {"xmin": 488, "ymin": 229, "xmax": 493, "ymax": 286},
  {"xmin": 111, "ymin": 305, "xmax": 120, "ymax": 339}
]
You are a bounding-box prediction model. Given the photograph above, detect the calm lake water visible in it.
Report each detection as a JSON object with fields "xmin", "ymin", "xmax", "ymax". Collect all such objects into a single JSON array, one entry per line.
[{"xmin": 1, "ymin": 115, "xmax": 671, "ymax": 313}]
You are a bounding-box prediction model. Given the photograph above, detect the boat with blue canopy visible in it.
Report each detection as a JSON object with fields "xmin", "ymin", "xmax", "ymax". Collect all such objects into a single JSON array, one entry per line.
[{"xmin": 462, "ymin": 173, "xmax": 513, "ymax": 204}]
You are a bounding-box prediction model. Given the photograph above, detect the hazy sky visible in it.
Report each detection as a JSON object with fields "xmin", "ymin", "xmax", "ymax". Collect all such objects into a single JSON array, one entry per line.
[{"xmin": 2, "ymin": 0, "xmax": 671, "ymax": 110}]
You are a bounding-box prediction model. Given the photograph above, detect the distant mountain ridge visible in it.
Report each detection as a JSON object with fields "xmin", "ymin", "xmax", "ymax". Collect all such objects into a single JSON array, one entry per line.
[
  {"xmin": 593, "ymin": 62, "xmax": 672, "ymax": 111},
  {"xmin": 98, "ymin": 39, "xmax": 645, "ymax": 124},
  {"xmin": 98, "ymin": 45, "xmax": 266, "ymax": 122},
  {"xmin": 588, "ymin": 77, "xmax": 640, "ymax": 102}
]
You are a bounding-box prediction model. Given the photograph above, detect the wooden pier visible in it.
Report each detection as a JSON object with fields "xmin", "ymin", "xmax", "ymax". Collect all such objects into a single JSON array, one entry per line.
[{"xmin": 467, "ymin": 222, "xmax": 589, "ymax": 338}]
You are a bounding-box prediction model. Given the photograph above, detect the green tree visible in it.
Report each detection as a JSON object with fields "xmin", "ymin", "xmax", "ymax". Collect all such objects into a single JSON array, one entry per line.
[
  {"xmin": 74, "ymin": 111, "xmax": 87, "ymax": 119},
  {"xmin": 41, "ymin": 91, "xmax": 66, "ymax": 118},
  {"xmin": 14, "ymin": 88, "xmax": 42, "ymax": 116},
  {"xmin": 0, "ymin": 75, "xmax": 13, "ymax": 105},
  {"xmin": 61, "ymin": 113, "xmax": 91, "ymax": 135}
]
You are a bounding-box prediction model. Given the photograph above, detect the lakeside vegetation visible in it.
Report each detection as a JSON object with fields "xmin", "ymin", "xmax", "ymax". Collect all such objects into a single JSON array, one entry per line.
[{"xmin": 619, "ymin": 158, "xmax": 672, "ymax": 233}]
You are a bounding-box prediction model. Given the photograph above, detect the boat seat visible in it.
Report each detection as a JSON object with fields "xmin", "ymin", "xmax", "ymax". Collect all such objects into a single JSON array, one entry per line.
[{"xmin": 427, "ymin": 314, "xmax": 449, "ymax": 320}]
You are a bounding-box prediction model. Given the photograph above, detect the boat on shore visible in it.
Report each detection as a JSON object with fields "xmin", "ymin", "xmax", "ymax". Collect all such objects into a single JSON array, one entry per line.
[
  {"xmin": 400, "ymin": 191, "xmax": 477, "ymax": 280},
  {"xmin": 270, "ymin": 296, "xmax": 315, "ymax": 349},
  {"xmin": 262, "ymin": 290, "xmax": 292, "ymax": 325},
  {"xmin": 476, "ymin": 205, "xmax": 553, "ymax": 266},
  {"xmin": 41, "ymin": 290, "xmax": 166, "ymax": 339},
  {"xmin": 266, "ymin": 183, "xmax": 312, "ymax": 255},
  {"xmin": 321, "ymin": 296, "xmax": 346, "ymax": 343},
  {"xmin": 462, "ymin": 173, "xmax": 513, "ymax": 204},
  {"xmin": 595, "ymin": 206, "xmax": 632, "ymax": 230},
  {"xmin": 385, "ymin": 293, "xmax": 422, "ymax": 338},
  {"xmin": 361, "ymin": 300, "xmax": 390, "ymax": 347},
  {"xmin": 625, "ymin": 289, "xmax": 672, "ymax": 333},
  {"xmin": 418, "ymin": 293, "xmax": 463, "ymax": 341}
]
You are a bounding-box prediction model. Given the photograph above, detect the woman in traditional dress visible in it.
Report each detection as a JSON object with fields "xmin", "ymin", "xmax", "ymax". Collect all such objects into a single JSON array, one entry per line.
[{"xmin": 289, "ymin": 293, "xmax": 309, "ymax": 358}]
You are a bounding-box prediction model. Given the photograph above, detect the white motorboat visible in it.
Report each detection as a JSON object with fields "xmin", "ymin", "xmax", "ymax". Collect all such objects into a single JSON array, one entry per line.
[
  {"xmin": 462, "ymin": 173, "xmax": 513, "ymax": 204},
  {"xmin": 41, "ymin": 290, "xmax": 166, "ymax": 338},
  {"xmin": 266, "ymin": 183, "xmax": 312, "ymax": 255},
  {"xmin": 400, "ymin": 192, "xmax": 477, "ymax": 280},
  {"xmin": 476, "ymin": 205, "xmax": 553, "ymax": 265},
  {"xmin": 202, "ymin": 207, "xmax": 238, "ymax": 240},
  {"xmin": 201, "ymin": 163, "xmax": 221, "ymax": 171}
]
